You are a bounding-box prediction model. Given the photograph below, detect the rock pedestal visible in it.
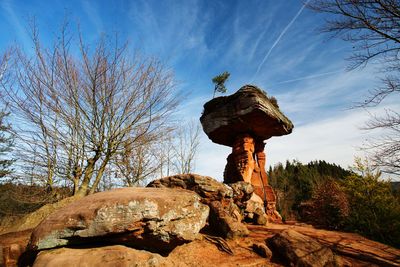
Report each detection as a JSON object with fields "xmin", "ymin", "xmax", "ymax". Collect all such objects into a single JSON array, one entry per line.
[
  {"xmin": 200, "ymin": 85, "xmax": 294, "ymax": 222},
  {"xmin": 223, "ymin": 134, "xmax": 281, "ymax": 222}
]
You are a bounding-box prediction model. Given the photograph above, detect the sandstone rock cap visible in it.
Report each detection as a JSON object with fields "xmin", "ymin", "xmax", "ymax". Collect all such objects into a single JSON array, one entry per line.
[{"xmin": 200, "ymin": 85, "xmax": 293, "ymax": 147}]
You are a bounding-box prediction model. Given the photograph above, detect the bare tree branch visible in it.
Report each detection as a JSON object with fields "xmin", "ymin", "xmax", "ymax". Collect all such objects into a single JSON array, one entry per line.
[
  {"xmin": 0, "ymin": 22, "xmax": 180, "ymax": 195},
  {"xmin": 308, "ymin": 0, "xmax": 400, "ymax": 176}
]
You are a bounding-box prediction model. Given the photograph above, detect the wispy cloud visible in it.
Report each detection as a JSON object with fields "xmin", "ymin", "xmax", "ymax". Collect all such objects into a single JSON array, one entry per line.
[
  {"xmin": 251, "ymin": 0, "xmax": 311, "ymax": 83},
  {"xmin": 0, "ymin": 0, "xmax": 31, "ymax": 48},
  {"xmin": 127, "ymin": 0, "xmax": 209, "ymax": 66},
  {"xmin": 266, "ymin": 103, "xmax": 398, "ymax": 171},
  {"xmin": 196, "ymin": 135, "xmax": 231, "ymax": 181},
  {"xmin": 195, "ymin": 104, "xmax": 395, "ymax": 180},
  {"xmin": 226, "ymin": 3, "xmax": 275, "ymax": 64},
  {"xmin": 81, "ymin": 0, "xmax": 104, "ymax": 35},
  {"xmin": 0, "ymin": 0, "xmax": 393, "ymax": 181},
  {"xmin": 271, "ymin": 70, "xmax": 344, "ymax": 85},
  {"xmin": 273, "ymin": 66, "xmax": 377, "ymax": 124}
]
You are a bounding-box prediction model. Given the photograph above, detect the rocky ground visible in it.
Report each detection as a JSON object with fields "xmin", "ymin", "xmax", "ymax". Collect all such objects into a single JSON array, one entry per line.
[
  {"xmin": 0, "ymin": 174, "xmax": 399, "ymax": 267},
  {"xmin": 2, "ymin": 222, "xmax": 399, "ymax": 266}
]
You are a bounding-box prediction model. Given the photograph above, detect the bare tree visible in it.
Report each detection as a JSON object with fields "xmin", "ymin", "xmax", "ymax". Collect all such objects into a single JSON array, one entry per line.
[
  {"xmin": 1, "ymin": 23, "xmax": 180, "ymax": 196},
  {"xmin": 112, "ymin": 119, "xmax": 201, "ymax": 184},
  {"xmin": 0, "ymin": 49, "xmax": 12, "ymax": 83},
  {"xmin": 308, "ymin": 0, "xmax": 400, "ymax": 176},
  {"xmin": 362, "ymin": 110, "xmax": 400, "ymax": 175},
  {"xmin": 158, "ymin": 134, "xmax": 175, "ymax": 178},
  {"xmin": 171, "ymin": 120, "xmax": 201, "ymax": 174},
  {"xmin": 114, "ymin": 133, "xmax": 166, "ymax": 186}
]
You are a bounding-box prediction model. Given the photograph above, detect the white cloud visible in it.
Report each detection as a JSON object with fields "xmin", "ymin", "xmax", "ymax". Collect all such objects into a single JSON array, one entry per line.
[
  {"xmin": 0, "ymin": 0, "xmax": 31, "ymax": 49},
  {"xmin": 271, "ymin": 65, "xmax": 378, "ymax": 124},
  {"xmin": 81, "ymin": 0, "xmax": 104, "ymax": 35},
  {"xmin": 266, "ymin": 107, "xmax": 376, "ymax": 169},
  {"xmin": 195, "ymin": 133, "xmax": 231, "ymax": 182},
  {"xmin": 193, "ymin": 96, "xmax": 396, "ymax": 180},
  {"xmin": 127, "ymin": 0, "xmax": 210, "ymax": 65},
  {"xmin": 251, "ymin": 0, "xmax": 310, "ymax": 82}
]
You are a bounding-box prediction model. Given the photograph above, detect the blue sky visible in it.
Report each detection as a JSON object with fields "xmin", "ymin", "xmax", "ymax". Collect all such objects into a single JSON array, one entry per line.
[{"xmin": 1, "ymin": 0, "xmax": 397, "ymax": 179}]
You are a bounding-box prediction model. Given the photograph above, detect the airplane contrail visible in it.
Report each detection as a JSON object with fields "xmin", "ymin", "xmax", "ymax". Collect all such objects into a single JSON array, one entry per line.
[
  {"xmin": 251, "ymin": 0, "xmax": 311, "ymax": 83},
  {"xmin": 271, "ymin": 70, "xmax": 343, "ymax": 85}
]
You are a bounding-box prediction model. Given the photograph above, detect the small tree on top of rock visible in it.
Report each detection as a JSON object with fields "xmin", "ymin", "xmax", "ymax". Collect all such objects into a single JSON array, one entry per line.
[{"xmin": 212, "ymin": 71, "xmax": 230, "ymax": 98}]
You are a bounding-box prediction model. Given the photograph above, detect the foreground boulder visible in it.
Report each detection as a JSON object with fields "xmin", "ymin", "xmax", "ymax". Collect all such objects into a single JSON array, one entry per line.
[
  {"xmin": 147, "ymin": 174, "xmax": 233, "ymax": 203},
  {"xmin": 0, "ymin": 229, "xmax": 32, "ymax": 267},
  {"xmin": 28, "ymin": 188, "xmax": 209, "ymax": 253},
  {"xmin": 33, "ymin": 245, "xmax": 182, "ymax": 267},
  {"xmin": 267, "ymin": 229, "xmax": 337, "ymax": 267},
  {"xmin": 148, "ymin": 174, "xmax": 269, "ymax": 238},
  {"xmin": 208, "ymin": 200, "xmax": 249, "ymax": 238}
]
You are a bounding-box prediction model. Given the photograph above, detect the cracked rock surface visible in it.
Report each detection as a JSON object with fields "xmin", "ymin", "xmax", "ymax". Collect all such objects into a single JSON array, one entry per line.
[{"xmin": 27, "ymin": 187, "xmax": 209, "ymax": 253}]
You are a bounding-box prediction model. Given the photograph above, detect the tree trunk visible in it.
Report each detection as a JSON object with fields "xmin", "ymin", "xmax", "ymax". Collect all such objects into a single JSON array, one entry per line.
[
  {"xmin": 88, "ymin": 154, "xmax": 111, "ymax": 195},
  {"xmin": 75, "ymin": 151, "xmax": 101, "ymax": 196}
]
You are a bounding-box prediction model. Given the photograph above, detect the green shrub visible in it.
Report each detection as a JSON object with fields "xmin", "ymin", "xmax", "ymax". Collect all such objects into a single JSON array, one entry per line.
[{"xmin": 342, "ymin": 158, "xmax": 400, "ymax": 247}]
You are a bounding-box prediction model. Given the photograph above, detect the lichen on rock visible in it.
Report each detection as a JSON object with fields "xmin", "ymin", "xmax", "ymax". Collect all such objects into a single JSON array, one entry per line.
[{"xmin": 27, "ymin": 187, "xmax": 209, "ymax": 253}]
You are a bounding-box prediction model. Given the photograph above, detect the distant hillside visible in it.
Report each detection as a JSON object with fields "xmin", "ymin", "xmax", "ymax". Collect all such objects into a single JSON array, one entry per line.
[
  {"xmin": 268, "ymin": 160, "xmax": 352, "ymax": 219},
  {"xmin": 0, "ymin": 183, "xmax": 71, "ymax": 220},
  {"xmin": 268, "ymin": 160, "xmax": 400, "ymax": 248}
]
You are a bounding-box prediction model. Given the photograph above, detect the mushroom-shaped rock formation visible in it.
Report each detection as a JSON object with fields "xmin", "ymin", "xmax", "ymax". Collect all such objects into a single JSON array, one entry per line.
[
  {"xmin": 200, "ymin": 85, "xmax": 294, "ymax": 223},
  {"xmin": 200, "ymin": 85, "xmax": 293, "ymax": 147}
]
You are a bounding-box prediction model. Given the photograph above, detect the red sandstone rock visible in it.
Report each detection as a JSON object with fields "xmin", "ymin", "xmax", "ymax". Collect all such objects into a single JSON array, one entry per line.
[
  {"xmin": 28, "ymin": 188, "xmax": 209, "ymax": 253},
  {"xmin": 0, "ymin": 229, "xmax": 32, "ymax": 267},
  {"xmin": 267, "ymin": 229, "xmax": 337, "ymax": 267},
  {"xmin": 201, "ymin": 86, "xmax": 292, "ymax": 223},
  {"xmin": 208, "ymin": 200, "xmax": 249, "ymax": 239},
  {"xmin": 262, "ymin": 223, "xmax": 400, "ymax": 267},
  {"xmin": 33, "ymin": 245, "xmax": 182, "ymax": 267},
  {"xmin": 148, "ymin": 174, "xmax": 265, "ymax": 237},
  {"xmin": 147, "ymin": 173, "xmax": 233, "ymax": 202},
  {"xmin": 2, "ymin": 221, "xmax": 400, "ymax": 266},
  {"xmin": 223, "ymin": 134, "xmax": 281, "ymax": 223},
  {"xmin": 200, "ymin": 85, "xmax": 293, "ymax": 147},
  {"xmin": 252, "ymin": 242, "xmax": 273, "ymax": 259},
  {"xmin": 224, "ymin": 134, "xmax": 256, "ymax": 184},
  {"xmin": 228, "ymin": 181, "xmax": 254, "ymax": 203}
]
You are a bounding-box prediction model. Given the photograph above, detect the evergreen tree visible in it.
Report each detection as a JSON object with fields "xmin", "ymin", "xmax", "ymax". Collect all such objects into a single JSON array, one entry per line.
[
  {"xmin": 212, "ymin": 71, "xmax": 230, "ymax": 98},
  {"xmin": 268, "ymin": 159, "xmax": 352, "ymax": 219},
  {"xmin": 0, "ymin": 110, "xmax": 14, "ymax": 179}
]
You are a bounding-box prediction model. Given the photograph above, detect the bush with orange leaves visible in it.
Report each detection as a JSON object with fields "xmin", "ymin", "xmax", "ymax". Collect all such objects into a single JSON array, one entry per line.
[{"xmin": 302, "ymin": 178, "xmax": 349, "ymax": 230}]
